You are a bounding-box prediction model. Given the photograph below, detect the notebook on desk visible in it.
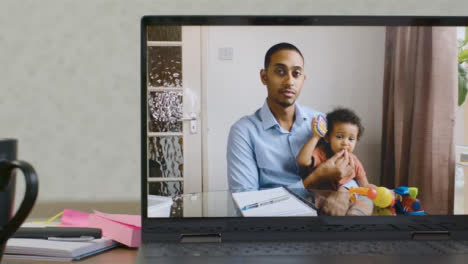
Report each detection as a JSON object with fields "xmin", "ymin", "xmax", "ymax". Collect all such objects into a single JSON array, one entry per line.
[
  {"xmin": 137, "ymin": 15, "xmax": 468, "ymax": 263},
  {"xmin": 232, "ymin": 187, "xmax": 317, "ymax": 217},
  {"xmin": 4, "ymin": 238, "xmax": 118, "ymax": 261}
]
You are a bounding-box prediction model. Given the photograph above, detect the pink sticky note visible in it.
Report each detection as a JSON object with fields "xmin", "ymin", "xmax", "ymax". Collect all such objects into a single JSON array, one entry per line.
[
  {"xmin": 59, "ymin": 209, "xmax": 90, "ymax": 227},
  {"xmin": 93, "ymin": 210, "xmax": 141, "ymax": 228},
  {"xmin": 88, "ymin": 213, "xmax": 141, "ymax": 247}
]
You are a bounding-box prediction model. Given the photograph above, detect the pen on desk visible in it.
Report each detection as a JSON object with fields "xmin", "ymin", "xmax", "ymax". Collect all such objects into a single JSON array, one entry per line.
[
  {"xmin": 12, "ymin": 227, "xmax": 102, "ymax": 241},
  {"xmin": 241, "ymin": 194, "xmax": 290, "ymax": 211}
]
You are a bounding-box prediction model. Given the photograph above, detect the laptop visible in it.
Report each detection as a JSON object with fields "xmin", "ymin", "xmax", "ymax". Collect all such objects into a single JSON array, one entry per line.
[{"xmin": 138, "ymin": 16, "xmax": 468, "ymax": 263}]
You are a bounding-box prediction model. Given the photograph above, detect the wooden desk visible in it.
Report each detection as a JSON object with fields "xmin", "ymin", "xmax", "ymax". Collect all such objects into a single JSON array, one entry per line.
[{"xmin": 3, "ymin": 246, "xmax": 138, "ymax": 264}]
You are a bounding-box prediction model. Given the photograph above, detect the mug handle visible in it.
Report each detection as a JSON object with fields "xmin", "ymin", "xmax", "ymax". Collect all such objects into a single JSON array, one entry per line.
[{"xmin": 0, "ymin": 160, "xmax": 38, "ymax": 244}]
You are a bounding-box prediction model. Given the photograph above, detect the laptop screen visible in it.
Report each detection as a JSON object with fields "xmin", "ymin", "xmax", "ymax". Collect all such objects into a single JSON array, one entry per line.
[{"xmin": 141, "ymin": 17, "xmax": 468, "ymax": 218}]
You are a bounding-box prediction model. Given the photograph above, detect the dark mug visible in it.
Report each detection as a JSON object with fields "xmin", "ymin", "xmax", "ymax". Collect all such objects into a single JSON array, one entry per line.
[{"xmin": 0, "ymin": 139, "xmax": 38, "ymax": 260}]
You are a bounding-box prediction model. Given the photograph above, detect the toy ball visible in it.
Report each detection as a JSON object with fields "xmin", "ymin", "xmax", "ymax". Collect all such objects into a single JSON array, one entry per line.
[
  {"xmin": 367, "ymin": 188, "xmax": 377, "ymax": 200},
  {"xmin": 314, "ymin": 114, "xmax": 328, "ymax": 137},
  {"xmin": 412, "ymin": 200, "xmax": 421, "ymax": 211},
  {"xmin": 373, "ymin": 187, "xmax": 394, "ymax": 208}
]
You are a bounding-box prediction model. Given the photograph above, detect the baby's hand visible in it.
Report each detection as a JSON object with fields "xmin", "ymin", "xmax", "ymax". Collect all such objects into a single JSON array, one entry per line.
[{"xmin": 311, "ymin": 118, "xmax": 319, "ymax": 138}]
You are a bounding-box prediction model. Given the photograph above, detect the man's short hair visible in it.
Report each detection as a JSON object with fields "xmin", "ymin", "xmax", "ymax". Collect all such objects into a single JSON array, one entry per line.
[{"xmin": 264, "ymin": 42, "xmax": 304, "ymax": 69}]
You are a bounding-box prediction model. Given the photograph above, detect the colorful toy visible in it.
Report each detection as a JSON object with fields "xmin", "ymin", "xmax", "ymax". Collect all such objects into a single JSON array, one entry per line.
[
  {"xmin": 348, "ymin": 187, "xmax": 376, "ymax": 202},
  {"xmin": 372, "ymin": 207, "xmax": 396, "ymax": 216},
  {"xmin": 313, "ymin": 114, "xmax": 328, "ymax": 137},
  {"xmin": 349, "ymin": 186, "xmax": 425, "ymax": 215},
  {"xmin": 349, "ymin": 186, "xmax": 395, "ymax": 208},
  {"xmin": 393, "ymin": 186, "xmax": 425, "ymax": 215}
]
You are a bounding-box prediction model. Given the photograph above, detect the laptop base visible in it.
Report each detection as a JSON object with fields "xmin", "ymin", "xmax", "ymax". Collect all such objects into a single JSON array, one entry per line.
[{"xmin": 137, "ymin": 239, "xmax": 468, "ymax": 263}]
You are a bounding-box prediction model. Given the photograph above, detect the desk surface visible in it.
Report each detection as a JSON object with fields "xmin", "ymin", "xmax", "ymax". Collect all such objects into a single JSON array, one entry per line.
[
  {"xmin": 150, "ymin": 187, "xmax": 321, "ymax": 218},
  {"xmin": 1, "ymin": 188, "xmax": 383, "ymax": 263},
  {"xmin": 156, "ymin": 188, "xmax": 379, "ymax": 217}
]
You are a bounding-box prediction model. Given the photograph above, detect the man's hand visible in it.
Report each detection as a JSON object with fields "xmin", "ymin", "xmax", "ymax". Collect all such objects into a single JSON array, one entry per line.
[
  {"xmin": 319, "ymin": 187, "xmax": 350, "ymax": 216},
  {"xmin": 334, "ymin": 150, "xmax": 355, "ymax": 185},
  {"xmin": 333, "ymin": 150, "xmax": 355, "ymax": 178},
  {"xmin": 303, "ymin": 150, "xmax": 355, "ymax": 190}
]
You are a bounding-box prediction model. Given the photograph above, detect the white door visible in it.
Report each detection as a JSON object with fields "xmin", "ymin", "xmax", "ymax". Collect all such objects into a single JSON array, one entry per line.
[{"xmin": 146, "ymin": 26, "xmax": 202, "ymax": 217}]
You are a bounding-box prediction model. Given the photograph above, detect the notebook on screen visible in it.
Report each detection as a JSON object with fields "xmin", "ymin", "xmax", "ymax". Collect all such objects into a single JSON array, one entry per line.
[{"xmin": 138, "ymin": 15, "xmax": 468, "ymax": 261}]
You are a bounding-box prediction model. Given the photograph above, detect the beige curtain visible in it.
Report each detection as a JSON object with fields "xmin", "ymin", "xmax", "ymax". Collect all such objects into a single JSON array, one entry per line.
[{"xmin": 381, "ymin": 26, "xmax": 457, "ymax": 215}]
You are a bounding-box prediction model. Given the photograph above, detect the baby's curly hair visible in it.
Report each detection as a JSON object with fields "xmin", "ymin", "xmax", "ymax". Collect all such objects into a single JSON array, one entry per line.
[{"xmin": 326, "ymin": 108, "xmax": 364, "ymax": 140}]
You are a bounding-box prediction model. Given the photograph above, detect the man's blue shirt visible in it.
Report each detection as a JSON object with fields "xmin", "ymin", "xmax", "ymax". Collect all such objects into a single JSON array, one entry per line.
[{"xmin": 227, "ymin": 100, "xmax": 322, "ymax": 192}]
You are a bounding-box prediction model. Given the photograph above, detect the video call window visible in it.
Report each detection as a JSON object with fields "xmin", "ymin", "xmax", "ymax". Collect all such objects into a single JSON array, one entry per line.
[{"xmin": 144, "ymin": 25, "xmax": 468, "ymax": 218}]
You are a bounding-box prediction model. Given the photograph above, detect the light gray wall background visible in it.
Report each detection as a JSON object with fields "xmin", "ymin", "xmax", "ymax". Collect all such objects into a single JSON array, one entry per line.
[{"xmin": 1, "ymin": 0, "xmax": 467, "ymax": 203}]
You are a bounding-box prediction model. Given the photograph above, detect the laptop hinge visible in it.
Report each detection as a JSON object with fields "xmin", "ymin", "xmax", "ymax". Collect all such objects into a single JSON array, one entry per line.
[
  {"xmin": 180, "ymin": 233, "xmax": 222, "ymax": 243},
  {"xmin": 412, "ymin": 231, "xmax": 450, "ymax": 240}
]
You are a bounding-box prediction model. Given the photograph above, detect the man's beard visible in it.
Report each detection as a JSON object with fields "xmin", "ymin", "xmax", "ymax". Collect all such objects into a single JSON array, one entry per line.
[{"xmin": 275, "ymin": 97, "xmax": 295, "ymax": 108}]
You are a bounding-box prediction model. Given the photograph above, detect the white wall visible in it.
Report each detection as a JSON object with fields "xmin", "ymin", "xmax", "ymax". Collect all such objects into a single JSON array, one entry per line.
[
  {"xmin": 1, "ymin": 0, "xmax": 467, "ymax": 203},
  {"xmin": 204, "ymin": 26, "xmax": 385, "ymax": 191}
]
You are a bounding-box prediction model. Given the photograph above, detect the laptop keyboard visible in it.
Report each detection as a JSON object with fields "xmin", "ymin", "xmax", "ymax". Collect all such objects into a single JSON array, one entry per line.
[{"xmin": 144, "ymin": 240, "xmax": 468, "ymax": 256}]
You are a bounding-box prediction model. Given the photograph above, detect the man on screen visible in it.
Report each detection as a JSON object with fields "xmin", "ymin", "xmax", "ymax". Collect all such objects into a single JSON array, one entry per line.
[{"xmin": 226, "ymin": 43, "xmax": 354, "ymax": 215}]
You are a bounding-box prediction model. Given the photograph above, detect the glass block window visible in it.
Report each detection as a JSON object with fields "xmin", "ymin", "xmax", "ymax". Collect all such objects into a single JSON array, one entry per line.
[
  {"xmin": 147, "ymin": 26, "xmax": 181, "ymax": 41},
  {"xmin": 149, "ymin": 182, "xmax": 183, "ymax": 217},
  {"xmin": 147, "ymin": 25, "xmax": 185, "ymax": 216},
  {"xmin": 148, "ymin": 91, "xmax": 183, "ymax": 133},
  {"xmin": 149, "ymin": 181, "xmax": 183, "ymax": 196},
  {"xmin": 147, "ymin": 46, "xmax": 182, "ymax": 88},
  {"xmin": 148, "ymin": 136, "xmax": 183, "ymax": 178}
]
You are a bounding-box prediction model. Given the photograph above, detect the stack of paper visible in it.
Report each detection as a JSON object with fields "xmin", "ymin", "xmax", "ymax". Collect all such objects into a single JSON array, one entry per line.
[
  {"xmin": 232, "ymin": 187, "xmax": 317, "ymax": 217},
  {"xmin": 4, "ymin": 237, "xmax": 117, "ymax": 261},
  {"xmin": 60, "ymin": 209, "xmax": 142, "ymax": 248},
  {"xmin": 88, "ymin": 211, "xmax": 141, "ymax": 248}
]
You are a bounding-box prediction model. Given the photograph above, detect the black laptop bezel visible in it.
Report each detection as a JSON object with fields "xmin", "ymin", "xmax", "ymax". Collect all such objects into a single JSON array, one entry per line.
[{"xmin": 141, "ymin": 16, "xmax": 468, "ymax": 242}]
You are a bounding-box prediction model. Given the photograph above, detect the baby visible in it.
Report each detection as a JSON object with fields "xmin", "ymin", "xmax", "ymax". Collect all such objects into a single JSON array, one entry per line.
[
  {"xmin": 297, "ymin": 108, "xmax": 375, "ymax": 216},
  {"xmin": 297, "ymin": 107, "xmax": 371, "ymax": 189}
]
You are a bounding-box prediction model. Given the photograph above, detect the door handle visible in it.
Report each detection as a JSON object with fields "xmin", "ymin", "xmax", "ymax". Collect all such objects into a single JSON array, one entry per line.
[
  {"xmin": 179, "ymin": 116, "xmax": 196, "ymax": 121},
  {"xmin": 178, "ymin": 113, "xmax": 197, "ymax": 134}
]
